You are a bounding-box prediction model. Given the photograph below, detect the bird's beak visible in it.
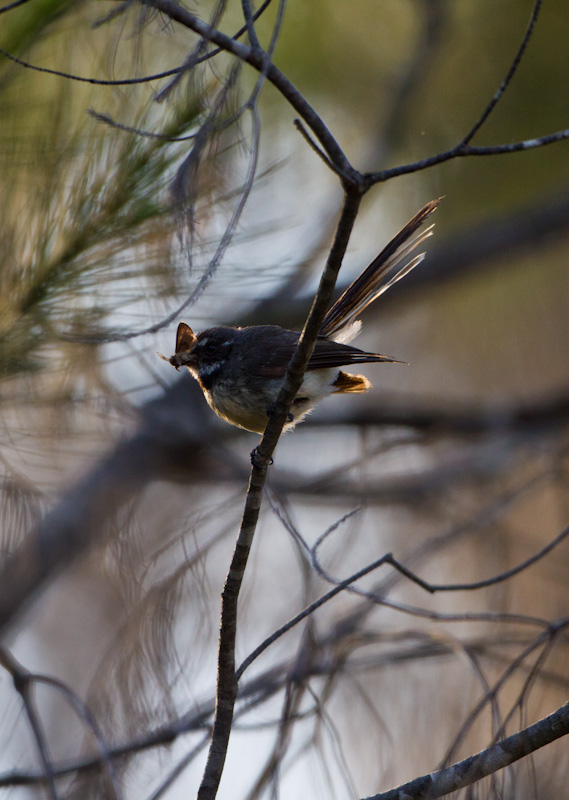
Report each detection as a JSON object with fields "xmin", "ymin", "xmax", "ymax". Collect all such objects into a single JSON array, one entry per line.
[{"xmin": 157, "ymin": 350, "xmax": 197, "ymax": 371}]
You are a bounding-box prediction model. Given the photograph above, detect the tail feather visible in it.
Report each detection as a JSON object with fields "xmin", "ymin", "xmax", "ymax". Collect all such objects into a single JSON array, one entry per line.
[{"xmin": 321, "ymin": 199, "xmax": 440, "ymax": 339}]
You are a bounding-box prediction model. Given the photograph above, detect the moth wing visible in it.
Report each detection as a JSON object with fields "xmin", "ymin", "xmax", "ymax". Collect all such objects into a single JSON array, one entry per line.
[{"xmin": 175, "ymin": 322, "xmax": 197, "ymax": 354}]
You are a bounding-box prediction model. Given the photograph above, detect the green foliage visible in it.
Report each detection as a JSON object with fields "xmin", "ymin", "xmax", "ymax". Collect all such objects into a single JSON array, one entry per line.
[
  {"xmin": 0, "ymin": 11, "xmax": 207, "ymax": 376},
  {"xmin": 0, "ymin": 0, "xmax": 77, "ymax": 53}
]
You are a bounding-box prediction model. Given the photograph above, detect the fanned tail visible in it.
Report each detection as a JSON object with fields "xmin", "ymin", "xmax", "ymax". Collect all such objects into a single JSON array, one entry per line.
[{"xmin": 321, "ymin": 199, "xmax": 440, "ymax": 339}]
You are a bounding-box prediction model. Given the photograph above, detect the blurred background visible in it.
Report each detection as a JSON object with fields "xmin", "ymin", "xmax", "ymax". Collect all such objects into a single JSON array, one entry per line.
[{"xmin": 1, "ymin": 0, "xmax": 569, "ymax": 798}]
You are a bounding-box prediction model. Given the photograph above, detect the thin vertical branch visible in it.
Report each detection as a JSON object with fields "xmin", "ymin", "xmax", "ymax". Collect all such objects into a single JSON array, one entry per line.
[
  {"xmin": 196, "ymin": 189, "xmax": 363, "ymax": 800},
  {"xmin": 241, "ymin": 0, "xmax": 261, "ymax": 50}
]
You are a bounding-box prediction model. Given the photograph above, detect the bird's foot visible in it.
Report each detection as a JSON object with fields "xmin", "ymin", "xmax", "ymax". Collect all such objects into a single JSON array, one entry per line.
[{"xmin": 250, "ymin": 447, "xmax": 273, "ymax": 468}]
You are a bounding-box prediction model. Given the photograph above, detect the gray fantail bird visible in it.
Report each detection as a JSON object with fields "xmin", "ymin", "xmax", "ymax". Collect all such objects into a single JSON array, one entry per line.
[{"xmin": 159, "ymin": 199, "xmax": 439, "ymax": 434}]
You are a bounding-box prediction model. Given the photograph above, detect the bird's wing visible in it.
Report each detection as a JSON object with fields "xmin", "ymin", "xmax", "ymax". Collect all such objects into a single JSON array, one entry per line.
[{"xmin": 254, "ymin": 337, "xmax": 399, "ymax": 378}]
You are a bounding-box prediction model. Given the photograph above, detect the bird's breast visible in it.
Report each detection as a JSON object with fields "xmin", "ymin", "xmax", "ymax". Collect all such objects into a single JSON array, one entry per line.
[{"xmin": 201, "ymin": 367, "xmax": 341, "ymax": 433}]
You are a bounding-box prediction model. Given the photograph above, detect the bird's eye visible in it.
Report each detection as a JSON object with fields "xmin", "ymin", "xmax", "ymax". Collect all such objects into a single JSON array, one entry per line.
[{"xmin": 205, "ymin": 342, "xmax": 217, "ymax": 354}]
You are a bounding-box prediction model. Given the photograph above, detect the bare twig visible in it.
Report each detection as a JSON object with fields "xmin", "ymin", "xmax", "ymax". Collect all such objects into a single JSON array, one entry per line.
[
  {"xmin": 438, "ymin": 620, "xmax": 569, "ymax": 769},
  {"xmin": 87, "ymin": 109, "xmax": 199, "ymax": 142},
  {"xmin": 369, "ymin": 701, "xmax": 569, "ymax": 800},
  {"xmin": 155, "ymin": 0, "xmax": 229, "ymax": 103},
  {"xmin": 431, "ymin": 522, "xmax": 569, "ymax": 592},
  {"xmin": 0, "ymin": 619, "xmax": 557, "ymax": 791},
  {"xmin": 235, "ymin": 549, "xmax": 427, "ymax": 683},
  {"xmin": 0, "ymin": 649, "xmax": 59, "ymax": 800},
  {"xmin": 0, "ymin": 0, "xmax": 29, "ymax": 11},
  {"xmin": 365, "ymin": 129, "xmax": 569, "ymax": 186},
  {"xmin": 293, "ymin": 118, "xmax": 346, "ymax": 177},
  {"xmin": 311, "ymin": 520, "xmax": 569, "ymax": 596},
  {"xmin": 31, "ymin": 675, "xmax": 122, "ymax": 799},
  {"xmin": 0, "ymin": 0, "xmax": 275, "ymax": 85},
  {"xmin": 241, "ymin": 0, "xmax": 261, "ymax": 51},
  {"xmin": 461, "ymin": 0, "xmax": 542, "ymax": 145},
  {"xmin": 146, "ymin": 734, "xmax": 211, "ymax": 800},
  {"xmin": 0, "ymin": 378, "xmax": 227, "ymax": 635},
  {"xmin": 154, "ymin": 0, "xmax": 274, "ymax": 100},
  {"xmin": 0, "ymin": 46, "xmax": 183, "ymax": 85},
  {"xmin": 142, "ymin": 0, "xmax": 356, "ymax": 180}
]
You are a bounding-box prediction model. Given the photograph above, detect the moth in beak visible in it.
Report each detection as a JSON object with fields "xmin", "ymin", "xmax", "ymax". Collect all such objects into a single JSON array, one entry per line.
[{"xmin": 158, "ymin": 322, "xmax": 197, "ymax": 370}]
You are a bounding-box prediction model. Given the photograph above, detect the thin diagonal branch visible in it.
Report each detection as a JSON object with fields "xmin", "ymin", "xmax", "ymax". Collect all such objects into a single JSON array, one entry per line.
[
  {"xmin": 155, "ymin": 0, "xmax": 229, "ymax": 102},
  {"xmin": 369, "ymin": 701, "xmax": 569, "ymax": 800},
  {"xmin": 439, "ymin": 620, "xmax": 568, "ymax": 769},
  {"xmin": 461, "ymin": 0, "xmax": 542, "ymax": 145},
  {"xmin": 366, "ymin": 130, "xmax": 569, "ymax": 185},
  {"xmin": 311, "ymin": 521, "xmax": 569, "ymax": 598},
  {"xmin": 87, "ymin": 109, "xmax": 199, "ymax": 141},
  {"xmin": 0, "ymin": 649, "xmax": 59, "ymax": 800},
  {"xmin": 0, "ymin": 0, "xmax": 29, "ymax": 11},
  {"xmin": 0, "ymin": 0, "xmax": 275, "ymax": 85},
  {"xmin": 234, "ymin": 551, "xmax": 404, "ymax": 682},
  {"xmin": 0, "ymin": 46, "xmax": 183, "ymax": 85}
]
